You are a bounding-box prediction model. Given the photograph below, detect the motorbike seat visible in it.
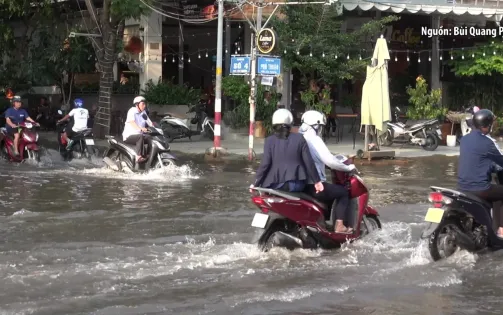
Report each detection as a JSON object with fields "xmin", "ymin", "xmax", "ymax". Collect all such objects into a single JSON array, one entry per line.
[
  {"xmin": 279, "ymin": 191, "xmax": 330, "ymax": 211},
  {"xmin": 405, "ymin": 120, "xmax": 429, "ymax": 128}
]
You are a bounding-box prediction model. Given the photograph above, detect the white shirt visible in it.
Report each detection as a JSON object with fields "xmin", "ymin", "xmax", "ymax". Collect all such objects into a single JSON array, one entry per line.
[
  {"xmin": 69, "ymin": 108, "xmax": 89, "ymax": 132},
  {"xmin": 299, "ymin": 124, "xmax": 352, "ymax": 181},
  {"xmin": 122, "ymin": 107, "xmax": 152, "ymax": 141}
]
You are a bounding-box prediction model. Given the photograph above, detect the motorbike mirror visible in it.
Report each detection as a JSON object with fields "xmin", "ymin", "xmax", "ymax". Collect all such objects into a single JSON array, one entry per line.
[
  {"xmin": 57, "ymin": 110, "xmax": 63, "ymax": 115},
  {"xmin": 395, "ymin": 106, "xmax": 401, "ymax": 112}
]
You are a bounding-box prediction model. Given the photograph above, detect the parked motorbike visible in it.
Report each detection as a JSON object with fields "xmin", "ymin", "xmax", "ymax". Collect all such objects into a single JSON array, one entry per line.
[
  {"xmin": 456, "ymin": 105, "xmax": 477, "ymax": 144},
  {"xmin": 103, "ymin": 124, "xmax": 176, "ymax": 173},
  {"xmin": 380, "ymin": 106, "xmax": 441, "ymax": 151},
  {"xmin": 250, "ymin": 155, "xmax": 381, "ymax": 251},
  {"xmin": 56, "ymin": 111, "xmax": 98, "ymax": 161},
  {"xmin": 422, "ymin": 170, "xmax": 503, "ymax": 261},
  {"xmin": 160, "ymin": 102, "xmax": 215, "ymax": 142},
  {"xmin": 0, "ymin": 122, "xmax": 41, "ymax": 162}
]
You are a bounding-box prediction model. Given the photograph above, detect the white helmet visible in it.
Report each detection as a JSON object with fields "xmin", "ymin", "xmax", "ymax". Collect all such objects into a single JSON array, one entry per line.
[
  {"xmin": 272, "ymin": 108, "xmax": 293, "ymax": 125},
  {"xmin": 301, "ymin": 110, "xmax": 326, "ymax": 126},
  {"xmin": 133, "ymin": 96, "xmax": 146, "ymax": 105}
]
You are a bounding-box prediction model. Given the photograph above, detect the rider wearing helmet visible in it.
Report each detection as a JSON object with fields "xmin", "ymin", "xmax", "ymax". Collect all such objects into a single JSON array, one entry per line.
[
  {"xmin": 299, "ymin": 110, "xmax": 356, "ymax": 233},
  {"xmin": 458, "ymin": 109, "xmax": 503, "ymax": 237},
  {"xmin": 4, "ymin": 95, "xmax": 38, "ymax": 156},
  {"xmin": 57, "ymin": 98, "xmax": 90, "ymax": 150},
  {"xmin": 122, "ymin": 96, "xmax": 154, "ymax": 163},
  {"xmin": 251, "ymin": 108, "xmax": 324, "ymax": 194}
]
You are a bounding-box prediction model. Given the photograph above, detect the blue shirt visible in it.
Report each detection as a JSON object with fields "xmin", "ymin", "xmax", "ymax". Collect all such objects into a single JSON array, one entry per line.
[
  {"xmin": 458, "ymin": 130, "xmax": 503, "ymax": 191},
  {"xmin": 4, "ymin": 107, "xmax": 29, "ymax": 132}
]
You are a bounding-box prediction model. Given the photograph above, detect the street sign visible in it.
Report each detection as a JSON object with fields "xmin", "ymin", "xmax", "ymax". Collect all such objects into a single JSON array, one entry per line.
[
  {"xmin": 230, "ymin": 55, "xmax": 251, "ymax": 75},
  {"xmin": 257, "ymin": 56, "xmax": 281, "ymax": 76}
]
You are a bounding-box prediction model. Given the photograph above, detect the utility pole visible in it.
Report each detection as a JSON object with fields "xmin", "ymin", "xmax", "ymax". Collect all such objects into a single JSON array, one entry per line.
[
  {"xmin": 213, "ymin": 0, "xmax": 224, "ymax": 149},
  {"xmin": 248, "ymin": 4, "xmax": 262, "ymax": 161}
]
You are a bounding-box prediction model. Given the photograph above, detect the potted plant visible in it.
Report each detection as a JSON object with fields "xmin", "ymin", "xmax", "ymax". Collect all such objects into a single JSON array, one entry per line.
[
  {"xmin": 142, "ymin": 78, "xmax": 200, "ymax": 111},
  {"xmin": 406, "ymin": 76, "xmax": 447, "ymax": 143}
]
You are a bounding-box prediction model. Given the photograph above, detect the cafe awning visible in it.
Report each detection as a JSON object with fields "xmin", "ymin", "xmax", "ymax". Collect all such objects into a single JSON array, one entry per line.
[{"xmin": 341, "ymin": 0, "xmax": 503, "ymax": 19}]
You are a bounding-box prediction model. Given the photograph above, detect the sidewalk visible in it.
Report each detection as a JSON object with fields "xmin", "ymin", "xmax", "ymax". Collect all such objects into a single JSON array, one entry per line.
[{"xmin": 37, "ymin": 131, "xmax": 462, "ymax": 159}]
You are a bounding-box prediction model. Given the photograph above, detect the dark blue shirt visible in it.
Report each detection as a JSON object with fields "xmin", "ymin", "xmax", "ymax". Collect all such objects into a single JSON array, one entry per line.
[
  {"xmin": 458, "ymin": 130, "xmax": 503, "ymax": 191},
  {"xmin": 4, "ymin": 108, "xmax": 29, "ymax": 132}
]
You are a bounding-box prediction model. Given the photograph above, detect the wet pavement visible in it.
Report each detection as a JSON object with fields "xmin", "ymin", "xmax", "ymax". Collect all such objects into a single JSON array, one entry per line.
[{"xmin": 0, "ymin": 153, "xmax": 501, "ymax": 315}]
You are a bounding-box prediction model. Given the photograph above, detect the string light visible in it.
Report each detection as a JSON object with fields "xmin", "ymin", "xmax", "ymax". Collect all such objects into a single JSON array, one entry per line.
[
  {"xmin": 418, "ymin": 56, "xmax": 421, "ymax": 63},
  {"xmin": 188, "ymin": 57, "xmax": 191, "ymax": 63},
  {"xmin": 428, "ymin": 53, "xmax": 431, "ymax": 62},
  {"xmin": 322, "ymin": 52, "xmax": 325, "ymax": 58},
  {"xmin": 347, "ymin": 54, "xmax": 349, "ymax": 59},
  {"xmin": 172, "ymin": 57, "xmax": 175, "ymax": 63},
  {"xmin": 472, "ymin": 52, "xmax": 475, "ymax": 58},
  {"xmin": 296, "ymin": 50, "xmax": 299, "ymax": 55},
  {"xmin": 284, "ymin": 49, "xmax": 286, "ymax": 54},
  {"xmin": 334, "ymin": 54, "xmax": 338, "ymax": 59},
  {"xmin": 205, "ymin": 51, "xmax": 208, "ymax": 57},
  {"xmin": 406, "ymin": 55, "xmax": 409, "ymax": 62},
  {"xmin": 309, "ymin": 51, "xmax": 312, "ymax": 57},
  {"xmin": 198, "ymin": 52, "xmax": 201, "ymax": 58},
  {"xmin": 440, "ymin": 54, "xmax": 443, "ymax": 61},
  {"xmin": 163, "ymin": 57, "xmax": 166, "ymax": 62},
  {"xmin": 359, "ymin": 54, "xmax": 362, "ymax": 60},
  {"xmin": 394, "ymin": 55, "xmax": 397, "ymax": 62},
  {"xmin": 483, "ymin": 51, "xmax": 486, "ymax": 56}
]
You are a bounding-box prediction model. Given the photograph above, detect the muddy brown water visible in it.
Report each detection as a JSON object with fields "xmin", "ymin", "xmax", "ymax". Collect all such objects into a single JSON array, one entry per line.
[{"xmin": 0, "ymin": 153, "xmax": 500, "ymax": 315}]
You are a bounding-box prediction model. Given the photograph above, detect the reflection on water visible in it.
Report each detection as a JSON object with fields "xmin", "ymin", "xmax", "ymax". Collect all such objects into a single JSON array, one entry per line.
[{"xmin": 1, "ymin": 155, "xmax": 501, "ymax": 315}]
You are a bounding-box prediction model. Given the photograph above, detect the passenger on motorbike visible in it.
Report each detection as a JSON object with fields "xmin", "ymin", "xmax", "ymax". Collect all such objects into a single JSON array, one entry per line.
[
  {"xmin": 122, "ymin": 96, "xmax": 154, "ymax": 163},
  {"xmin": 4, "ymin": 95, "xmax": 38, "ymax": 157},
  {"xmin": 458, "ymin": 109, "xmax": 503, "ymax": 237},
  {"xmin": 250, "ymin": 108, "xmax": 324, "ymax": 194},
  {"xmin": 299, "ymin": 110, "xmax": 356, "ymax": 233},
  {"xmin": 57, "ymin": 98, "xmax": 90, "ymax": 150}
]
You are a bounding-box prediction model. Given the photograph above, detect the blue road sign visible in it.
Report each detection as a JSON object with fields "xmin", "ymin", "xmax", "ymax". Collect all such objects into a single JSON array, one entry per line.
[
  {"xmin": 257, "ymin": 56, "xmax": 281, "ymax": 76},
  {"xmin": 230, "ymin": 56, "xmax": 251, "ymax": 75}
]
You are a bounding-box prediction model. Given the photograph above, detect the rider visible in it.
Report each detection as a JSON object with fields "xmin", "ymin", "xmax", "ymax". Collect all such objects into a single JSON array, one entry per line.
[
  {"xmin": 458, "ymin": 109, "xmax": 503, "ymax": 237},
  {"xmin": 251, "ymin": 108, "xmax": 324, "ymax": 194},
  {"xmin": 122, "ymin": 96, "xmax": 154, "ymax": 163},
  {"xmin": 4, "ymin": 95, "xmax": 38, "ymax": 157},
  {"xmin": 57, "ymin": 98, "xmax": 90, "ymax": 150},
  {"xmin": 299, "ymin": 110, "xmax": 357, "ymax": 233}
]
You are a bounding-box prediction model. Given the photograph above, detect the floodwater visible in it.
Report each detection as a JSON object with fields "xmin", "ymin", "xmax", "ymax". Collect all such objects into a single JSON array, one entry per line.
[{"xmin": 0, "ymin": 151, "xmax": 501, "ymax": 315}]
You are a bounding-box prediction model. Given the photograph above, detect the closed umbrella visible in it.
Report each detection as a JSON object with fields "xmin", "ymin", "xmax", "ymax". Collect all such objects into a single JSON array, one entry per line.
[{"xmin": 360, "ymin": 35, "xmax": 391, "ymax": 150}]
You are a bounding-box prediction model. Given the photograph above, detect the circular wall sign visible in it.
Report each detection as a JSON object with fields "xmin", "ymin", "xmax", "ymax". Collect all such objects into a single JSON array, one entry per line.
[{"xmin": 256, "ymin": 28, "xmax": 276, "ymax": 54}]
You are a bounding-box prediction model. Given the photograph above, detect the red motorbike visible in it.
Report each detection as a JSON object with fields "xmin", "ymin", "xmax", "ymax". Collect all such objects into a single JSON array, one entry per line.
[
  {"xmin": 250, "ymin": 155, "xmax": 381, "ymax": 251},
  {"xmin": 0, "ymin": 122, "xmax": 41, "ymax": 162}
]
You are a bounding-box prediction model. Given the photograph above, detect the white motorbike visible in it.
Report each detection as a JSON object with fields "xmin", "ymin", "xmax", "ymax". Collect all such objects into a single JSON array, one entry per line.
[
  {"xmin": 380, "ymin": 106, "xmax": 441, "ymax": 151},
  {"xmin": 160, "ymin": 104, "xmax": 215, "ymax": 142}
]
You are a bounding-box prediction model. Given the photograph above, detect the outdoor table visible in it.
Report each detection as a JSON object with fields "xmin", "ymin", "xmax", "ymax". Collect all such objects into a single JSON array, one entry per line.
[{"xmin": 336, "ymin": 113, "xmax": 360, "ymax": 149}]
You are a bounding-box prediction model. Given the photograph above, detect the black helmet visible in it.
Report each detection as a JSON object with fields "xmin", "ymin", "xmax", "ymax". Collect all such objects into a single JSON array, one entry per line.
[{"xmin": 473, "ymin": 109, "xmax": 495, "ymax": 129}]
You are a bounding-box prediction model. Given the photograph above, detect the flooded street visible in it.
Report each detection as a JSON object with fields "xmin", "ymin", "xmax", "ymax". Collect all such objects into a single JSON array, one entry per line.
[{"xmin": 0, "ymin": 154, "xmax": 501, "ymax": 315}]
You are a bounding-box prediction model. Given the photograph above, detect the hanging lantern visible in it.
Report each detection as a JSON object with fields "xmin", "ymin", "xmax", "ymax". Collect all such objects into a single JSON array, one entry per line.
[{"xmin": 124, "ymin": 36, "xmax": 144, "ymax": 54}]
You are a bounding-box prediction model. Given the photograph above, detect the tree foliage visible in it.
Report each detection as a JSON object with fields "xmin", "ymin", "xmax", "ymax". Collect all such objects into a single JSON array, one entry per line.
[
  {"xmin": 272, "ymin": 4, "xmax": 399, "ymax": 84},
  {"xmin": 449, "ymin": 40, "xmax": 503, "ymax": 76}
]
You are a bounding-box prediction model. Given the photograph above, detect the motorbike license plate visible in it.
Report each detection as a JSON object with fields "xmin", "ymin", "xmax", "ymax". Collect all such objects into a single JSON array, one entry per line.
[
  {"xmin": 251, "ymin": 213, "xmax": 269, "ymax": 228},
  {"xmin": 424, "ymin": 208, "xmax": 445, "ymax": 223},
  {"xmin": 85, "ymin": 139, "xmax": 95, "ymax": 145},
  {"xmin": 436, "ymin": 128, "xmax": 442, "ymax": 137}
]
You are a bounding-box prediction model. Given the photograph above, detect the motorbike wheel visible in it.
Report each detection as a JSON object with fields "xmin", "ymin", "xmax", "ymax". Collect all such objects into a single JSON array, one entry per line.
[
  {"xmin": 428, "ymin": 219, "xmax": 461, "ymax": 261},
  {"xmin": 421, "ymin": 131, "xmax": 439, "ymax": 151},
  {"xmin": 154, "ymin": 158, "xmax": 176, "ymax": 168},
  {"xmin": 361, "ymin": 215, "xmax": 382, "ymax": 235},
  {"xmin": 206, "ymin": 122, "xmax": 215, "ymax": 141},
  {"xmin": 379, "ymin": 131, "xmax": 393, "ymax": 146}
]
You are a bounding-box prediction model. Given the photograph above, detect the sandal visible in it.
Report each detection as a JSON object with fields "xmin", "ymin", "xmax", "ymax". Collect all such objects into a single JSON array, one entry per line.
[{"xmin": 334, "ymin": 226, "xmax": 354, "ymax": 234}]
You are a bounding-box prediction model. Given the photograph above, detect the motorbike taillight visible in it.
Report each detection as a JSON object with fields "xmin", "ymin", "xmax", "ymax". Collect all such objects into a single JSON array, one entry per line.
[{"xmin": 428, "ymin": 192, "xmax": 452, "ymax": 208}]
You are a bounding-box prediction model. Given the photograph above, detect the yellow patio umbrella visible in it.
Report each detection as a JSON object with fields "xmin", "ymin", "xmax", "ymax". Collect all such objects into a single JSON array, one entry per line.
[{"xmin": 360, "ymin": 35, "xmax": 391, "ymax": 149}]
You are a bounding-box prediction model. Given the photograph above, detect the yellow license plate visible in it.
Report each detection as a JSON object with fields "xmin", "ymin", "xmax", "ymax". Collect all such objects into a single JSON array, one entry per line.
[{"xmin": 424, "ymin": 208, "xmax": 445, "ymax": 223}]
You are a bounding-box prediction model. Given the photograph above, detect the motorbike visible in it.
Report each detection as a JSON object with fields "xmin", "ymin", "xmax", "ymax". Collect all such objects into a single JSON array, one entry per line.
[
  {"xmin": 56, "ymin": 111, "xmax": 98, "ymax": 161},
  {"xmin": 380, "ymin": 106, "xmax": 441, "ymax": 151},
  {"xmin": 159, "ymin": 102, "xmax": 215, "ymax": 142},
  {"xmin": 456, "ymin": 105, "xmax": 477, "ymax": 144},
  {"xmin": 421, "ymin": 170, "xmax": 503, "ymax": 261},
  {"xmin": 250, "ymin": 155, "xmax": 381, "ymax": 251},
  {"xmin": 0, "ymin": 122, "xmax": 41, "ymax": 162},
  {"xmin": 103, "ymin": 124, "xmax": 176, "ymax": 173}
]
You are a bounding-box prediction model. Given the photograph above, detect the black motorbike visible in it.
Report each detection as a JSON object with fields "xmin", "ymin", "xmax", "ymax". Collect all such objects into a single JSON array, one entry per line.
[
  {"xmin": 56, "ymin": 112, "xmax": 98, "ymax": 161},
  {"xmin": 103, "ymin": 124, "xmax": 176, "ymax": 173},
  {"xmin": 422, "ymin": 171, "xmax": 503, "ymax": 261}
]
